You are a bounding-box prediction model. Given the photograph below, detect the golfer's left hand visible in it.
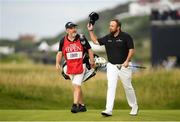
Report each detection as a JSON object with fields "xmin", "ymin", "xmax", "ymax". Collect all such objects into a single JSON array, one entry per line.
[{"xmin": 122, "ymin": 61, "xmax": 129, "ymax": 68}]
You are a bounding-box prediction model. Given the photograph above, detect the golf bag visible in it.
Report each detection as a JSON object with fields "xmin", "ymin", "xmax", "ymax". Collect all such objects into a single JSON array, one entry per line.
[{"xmin": 61, "ymin": 54, "xmax": 107, "ymax": 82}]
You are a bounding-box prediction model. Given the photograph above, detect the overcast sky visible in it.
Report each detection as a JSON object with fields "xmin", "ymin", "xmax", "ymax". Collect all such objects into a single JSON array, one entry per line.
[{"xmin": 0, "ymin": 0, "xmax": 128, "ymax": 39}]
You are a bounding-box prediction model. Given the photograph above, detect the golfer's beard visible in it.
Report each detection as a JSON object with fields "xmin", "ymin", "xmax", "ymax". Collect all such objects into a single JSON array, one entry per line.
[{"xmin": 110, "ymin": 30, "xmax": 118, "ymax": 35}]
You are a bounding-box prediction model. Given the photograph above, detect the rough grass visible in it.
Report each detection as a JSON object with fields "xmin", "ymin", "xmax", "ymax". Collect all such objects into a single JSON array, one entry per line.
[{"xmin": 0, "ymin": 63, "xmax": 180, "ymax": 109}]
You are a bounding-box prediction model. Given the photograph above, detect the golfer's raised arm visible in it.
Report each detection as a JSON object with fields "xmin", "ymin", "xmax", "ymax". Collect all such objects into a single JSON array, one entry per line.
[{"xmin": 87, "ymin": 23, "xmax": 99, "ymax": 45}]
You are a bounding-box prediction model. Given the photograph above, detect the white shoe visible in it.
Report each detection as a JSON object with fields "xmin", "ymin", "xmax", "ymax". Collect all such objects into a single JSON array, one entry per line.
[
  {"xmin": 101, "ymin": 110, "xmax": 112, "ymax": 117},
  {"xmin": 129, "ymin": 105, "xmax": 138, "ymax": 116}
]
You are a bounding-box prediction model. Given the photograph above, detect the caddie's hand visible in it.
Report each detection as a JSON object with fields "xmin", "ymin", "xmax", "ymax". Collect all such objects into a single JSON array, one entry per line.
[
  {"xmin": 122, "ymin": 61, "xmax": 129, "ymax": 68},
  {"xmin": 56, "ymin": 63, "xmax": 61, "ymax": 70},
  {"xmin": 90, "ymin": 60, "xmax": 96, "ymax": 68},
  {"xmin": 87, "ymin": 23, "xmax": 93, "ymax": 31}
]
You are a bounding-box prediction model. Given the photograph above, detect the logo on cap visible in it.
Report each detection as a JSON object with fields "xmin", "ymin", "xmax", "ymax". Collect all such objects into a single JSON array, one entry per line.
[{"xmin": 65, "ymin": 22, "xmax": 77, "ymax": 29}]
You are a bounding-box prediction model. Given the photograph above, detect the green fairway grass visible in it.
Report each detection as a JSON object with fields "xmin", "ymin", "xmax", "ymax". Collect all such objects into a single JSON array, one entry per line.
[{"xmin": 0, "ymin": 110, "xmax": 179, "ymax": 121}]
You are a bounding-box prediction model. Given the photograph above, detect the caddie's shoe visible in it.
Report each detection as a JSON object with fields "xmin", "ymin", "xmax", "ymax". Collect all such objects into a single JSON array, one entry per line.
[
  {"xmin": 101, "ymin": 110, "xmax": 112, "ymax": 117},
  {"xmin": 129, "ymin": 105, "xmax": 138, "ymax": 116},
  {"xmin": 71, "ymin": 104, "xmax": 79, "ymax": 113},
  {"xmin": 79, "ymin": 104, "xmax": 87, "ymax": 112}
]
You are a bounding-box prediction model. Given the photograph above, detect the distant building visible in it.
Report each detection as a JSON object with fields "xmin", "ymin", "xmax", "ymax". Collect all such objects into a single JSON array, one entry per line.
[
  {"xmin": 117, "ymin": 0, "xmax": 180, "ymax": 20},
  {"xmin": 50, "ymin": 42, "xmax": 59, "ymax": 52},
  {"xmin": 150, "ymin": 0, "xmax": 180, "ymax": 67},
  {"xmin": 129, "ymin": 0, "xmax": 152, "ymax": 16},
  {"xmin": 129, "ymin": 0, "xmax": 180, "ymax": 16},
  {"xmin": 18, "ymin": 34, "xmax": 38, "ymax": 42},
  {"xmin": 38, "ymin": 41, "xmax": 50, "ymax": 52},
  {"xmin": 0, "ymin": 46, "xmax": 15, "ymax": 55}
]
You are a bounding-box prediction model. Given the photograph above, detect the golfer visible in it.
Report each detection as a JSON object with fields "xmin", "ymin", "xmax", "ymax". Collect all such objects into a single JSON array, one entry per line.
[{"xmin": 87, "ymin": 19, "xmax": 138, "ymax": 116}]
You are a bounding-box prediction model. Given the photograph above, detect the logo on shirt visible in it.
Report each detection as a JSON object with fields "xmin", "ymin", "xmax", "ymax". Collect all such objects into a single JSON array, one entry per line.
[
  {"xmin": 65, "ymin": 44, "xmax": 82, "ymax": 53},
  {"xmin": 108, "ymin": 40, "xmax": 112, "ymax": 42},
  {"xmin": 116, "ymin": 39, "xmax": 123, "ymax": 42}
]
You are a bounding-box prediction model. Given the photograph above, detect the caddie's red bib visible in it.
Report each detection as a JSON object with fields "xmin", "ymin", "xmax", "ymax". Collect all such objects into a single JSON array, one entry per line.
[{"xmin": 62, "ymin": 36, "xmax": 84, "ymax": 74}]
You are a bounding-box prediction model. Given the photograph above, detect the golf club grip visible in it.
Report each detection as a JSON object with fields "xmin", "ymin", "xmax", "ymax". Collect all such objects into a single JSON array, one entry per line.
[
  {"xmin": 129, "ymin": 65, "xmax": 146, "ymax": 69},
  {"xmin": 100, "ymin": 62, "xmax": 146, "ymax": 69}
]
